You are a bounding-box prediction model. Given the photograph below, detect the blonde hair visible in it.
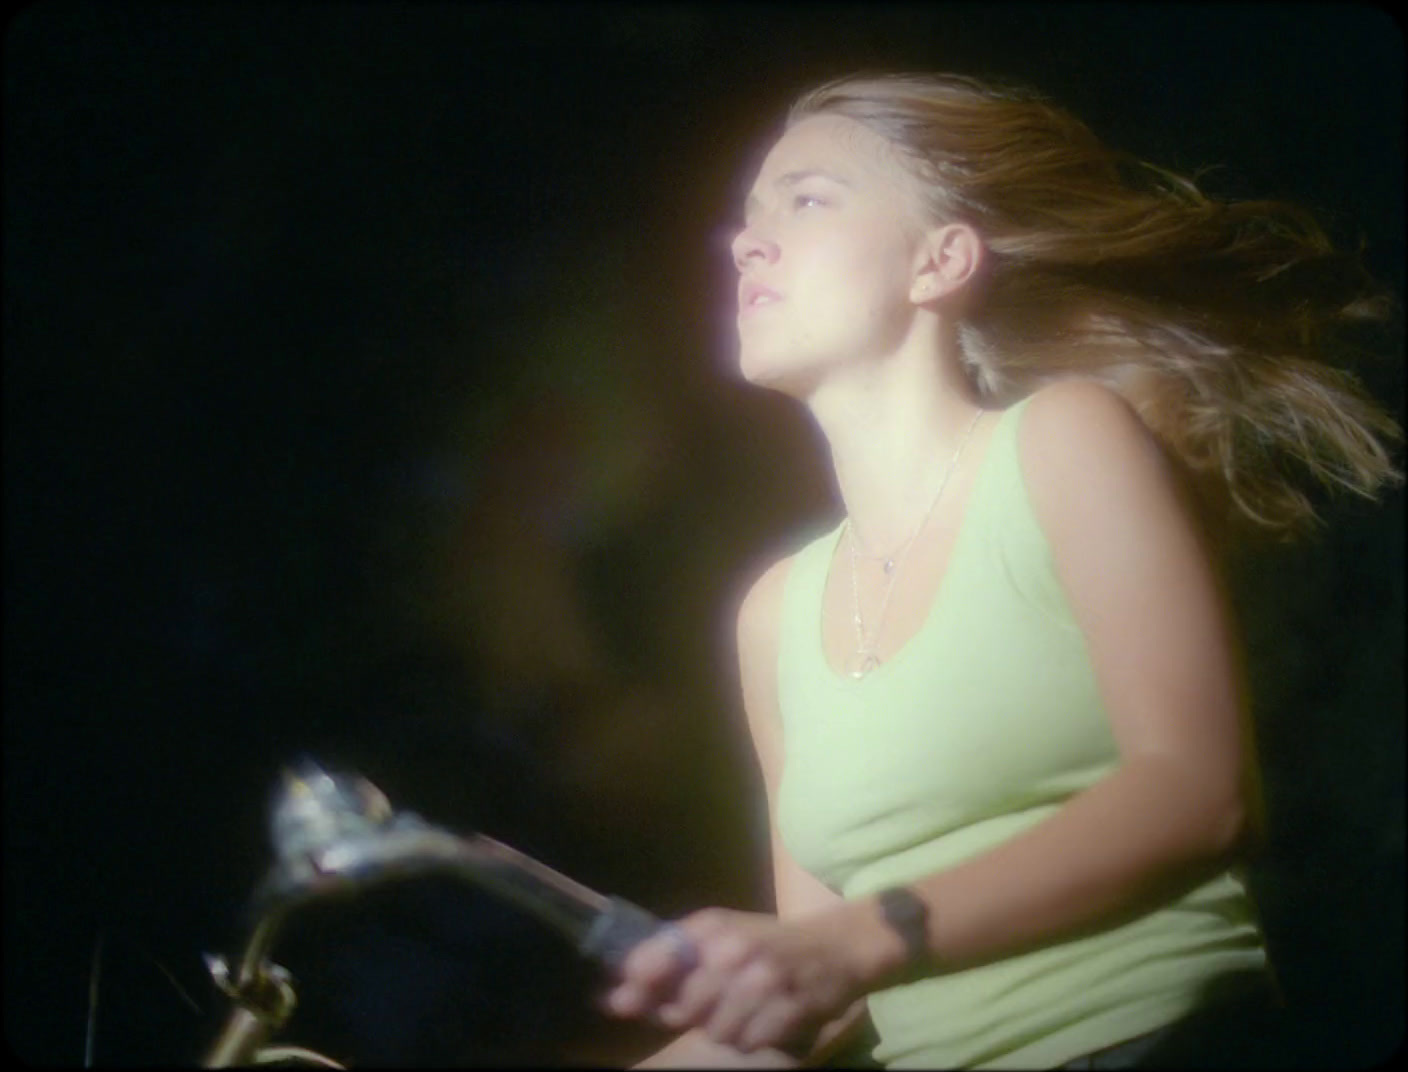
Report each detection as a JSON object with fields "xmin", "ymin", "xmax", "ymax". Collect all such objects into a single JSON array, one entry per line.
[{"xmin": 788, "ymin": 72, "xmax": 1402, "ymax": 543}]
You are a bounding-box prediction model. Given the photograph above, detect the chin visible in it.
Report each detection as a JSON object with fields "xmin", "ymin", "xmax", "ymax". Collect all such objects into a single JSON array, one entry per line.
[
  {"xmin": 737, "ymin": 343, "xmax": 783, "ymax": 383},
  {"xmin": 737, "ymin": 352, "xmax": 817, "ymax": 398}
]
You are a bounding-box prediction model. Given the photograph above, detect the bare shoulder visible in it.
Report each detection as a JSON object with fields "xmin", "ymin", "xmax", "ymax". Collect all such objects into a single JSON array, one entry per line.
[
  {"xmin": 735, "ymin": 552, "xmax": 797, "ymax": 656},
  {"xmin": 1016, "ymin": 378, "xmax": 1178, "ymax": 528},
  {"xmin": 1018, "ymin": 378, "xmax": 1159, "ymax": 464},
  {"xmin": 734, "ymin": 549, "xmax": 801, "ymax": 739}
]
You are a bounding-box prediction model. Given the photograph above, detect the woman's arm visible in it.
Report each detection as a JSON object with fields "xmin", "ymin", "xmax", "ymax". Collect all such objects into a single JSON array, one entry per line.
[
  {"xmin": 609, "ymin": 379, "xmax": 1263, "ymax": 1052},
  {"xmin": 888, "ymin": 378, "xmax": 1258, "ymax": 971},
  {"xmin": 620, "ymin": 556, "xmax": 875, "ymax": 1068}
]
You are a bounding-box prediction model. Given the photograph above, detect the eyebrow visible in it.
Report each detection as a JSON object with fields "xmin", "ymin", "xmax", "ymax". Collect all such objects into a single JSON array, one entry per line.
[{"xmin": 743, "ymin": 169, "xmax": 853, "ymax": 219}]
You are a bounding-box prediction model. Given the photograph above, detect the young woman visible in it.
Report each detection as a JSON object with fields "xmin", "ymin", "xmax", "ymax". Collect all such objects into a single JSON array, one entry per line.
[{"xmin": 601, "ymin": 72, "xmax": 1401, "ymax": 1069}]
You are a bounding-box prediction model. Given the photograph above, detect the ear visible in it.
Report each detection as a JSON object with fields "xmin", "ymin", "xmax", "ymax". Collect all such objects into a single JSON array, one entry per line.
[{"xmin": 909, "ymin": 223, "xmax": 985, "ymax": 305}]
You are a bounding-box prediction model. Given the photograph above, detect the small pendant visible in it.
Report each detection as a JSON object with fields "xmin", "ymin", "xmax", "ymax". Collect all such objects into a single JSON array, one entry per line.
[
  {"xmin": 846, "ymin": 652, "xmax": 881, "ymax": 679},
  {"xmin": 883, "ymin": 558, "xmax": 896, "ymax": 574}
]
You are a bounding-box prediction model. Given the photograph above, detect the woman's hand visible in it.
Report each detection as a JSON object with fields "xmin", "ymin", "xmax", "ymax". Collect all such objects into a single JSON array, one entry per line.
[{"xmin": 603, "ymin": 903, "xmax": 895, "ymax": 1054}]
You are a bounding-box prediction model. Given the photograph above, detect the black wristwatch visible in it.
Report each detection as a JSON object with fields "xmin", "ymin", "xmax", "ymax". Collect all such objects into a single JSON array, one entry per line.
[{"xmin": 876, "ymin": 885, "xmax": 931, "ymax": 973}]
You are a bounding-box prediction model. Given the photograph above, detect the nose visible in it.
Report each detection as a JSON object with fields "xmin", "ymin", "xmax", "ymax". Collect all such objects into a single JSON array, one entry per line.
[{"xmin": 730, "ymin": 223, "xmax": 778, "ymax": 272}]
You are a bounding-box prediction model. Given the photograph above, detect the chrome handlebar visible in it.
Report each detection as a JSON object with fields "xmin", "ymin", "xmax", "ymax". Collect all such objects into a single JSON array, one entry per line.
[{"xmin": 201, "ymin": 759, "xmax": 673, "ymax": 1067}]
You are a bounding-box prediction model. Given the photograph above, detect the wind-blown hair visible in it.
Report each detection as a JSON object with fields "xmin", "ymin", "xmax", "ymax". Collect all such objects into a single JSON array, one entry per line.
[{"xmin": 788, "ymin": 72, "xmax": 1402, "ymax": 543}]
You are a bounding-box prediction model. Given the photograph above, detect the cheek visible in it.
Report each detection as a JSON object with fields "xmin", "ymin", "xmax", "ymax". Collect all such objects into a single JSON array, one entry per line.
[
  {"xmin": 799, "ymin": 239, "xmax": 902, "ymax": 313},
  {"xmin": 828, "ymin": 225, "xmax": 913, "ymax": 295},
  {"xmin": 815, "ymin": 250, "xmax": 914, "ymax": 336}
]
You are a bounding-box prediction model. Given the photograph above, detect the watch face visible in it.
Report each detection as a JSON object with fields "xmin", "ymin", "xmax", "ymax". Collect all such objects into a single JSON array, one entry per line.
[
  {"xmin": 880, "ymin": 887, "xmax": 923, "ymax": 918},
  {"xmin": 883, "ymin": 889, "xmax": 925, "ymax": 924},
  {"xmin": 879, "ymin": 887, "xmax": 929, "ymax": 959}
]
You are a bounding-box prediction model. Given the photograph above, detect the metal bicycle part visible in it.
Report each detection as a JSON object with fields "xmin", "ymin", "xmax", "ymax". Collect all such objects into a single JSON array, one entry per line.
[{"xmin": 202, "ymin": 759, "xmax": 688, "ymax": 1066}]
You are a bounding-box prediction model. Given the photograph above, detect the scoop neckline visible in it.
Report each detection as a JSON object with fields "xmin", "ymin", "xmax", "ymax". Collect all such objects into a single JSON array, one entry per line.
[{"xmin": 814, "ymin": 405, "xmax": 1013, "ymax": 688}]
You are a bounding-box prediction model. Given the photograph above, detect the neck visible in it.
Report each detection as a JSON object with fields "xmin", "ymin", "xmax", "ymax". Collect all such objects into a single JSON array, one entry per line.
[{"xmin": 805, "ymin": 327, "xmax": 985, "ymax": 555}]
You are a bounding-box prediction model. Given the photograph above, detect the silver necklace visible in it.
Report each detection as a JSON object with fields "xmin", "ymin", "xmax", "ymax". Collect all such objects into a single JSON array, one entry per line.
[{"xmin": 844, "ymin": 409, "xmax": 984, "ymax": 680}]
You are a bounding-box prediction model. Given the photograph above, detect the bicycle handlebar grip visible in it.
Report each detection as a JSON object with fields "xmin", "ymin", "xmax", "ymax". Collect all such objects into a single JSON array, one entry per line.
[{"xmin": 579, "ymin": 896, "xmax": 697, "ymax": 974}]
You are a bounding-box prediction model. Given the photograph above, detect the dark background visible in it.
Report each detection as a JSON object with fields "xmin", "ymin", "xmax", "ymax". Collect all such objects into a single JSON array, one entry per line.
[{"xmin": 4, "ymin": 2, "xmax": 1403, "ymax": 1066}]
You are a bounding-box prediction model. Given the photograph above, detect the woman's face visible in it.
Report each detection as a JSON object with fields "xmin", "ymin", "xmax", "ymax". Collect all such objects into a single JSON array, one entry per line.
[{"xmin": 730, "ymin": 113, "xmax": 931, "ymax": 392}]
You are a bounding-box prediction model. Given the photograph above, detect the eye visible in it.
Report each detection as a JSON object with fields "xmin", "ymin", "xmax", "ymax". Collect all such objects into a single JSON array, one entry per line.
[{"xmin": 792, "ymin": 193, "xmax": 826, "ymax": 210}]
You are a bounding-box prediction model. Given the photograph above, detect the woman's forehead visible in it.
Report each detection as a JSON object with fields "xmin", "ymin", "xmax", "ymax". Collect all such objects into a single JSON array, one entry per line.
[
  {"xmin": 759, "ymin": 114, "xmax": 890, "ymax": 179},
  {"xmin": 748, "ymin": 113, "xmax": 924, "ymax": 212}
]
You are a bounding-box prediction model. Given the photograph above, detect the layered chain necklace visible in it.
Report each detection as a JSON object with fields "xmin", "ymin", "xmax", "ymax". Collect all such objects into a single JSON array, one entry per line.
[{"xmin": 844, "ymin": 409, "xmax": 984, "ymax": 680}]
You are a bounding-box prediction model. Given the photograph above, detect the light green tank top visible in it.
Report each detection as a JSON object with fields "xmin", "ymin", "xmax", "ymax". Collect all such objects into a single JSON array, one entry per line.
[{"xmin": 775, "ymin": 396, "xmax": 1269, "ymax": 1069}]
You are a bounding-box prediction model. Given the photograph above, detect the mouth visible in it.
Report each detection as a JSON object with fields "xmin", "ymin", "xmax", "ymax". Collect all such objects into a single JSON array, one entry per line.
[{"xmin": 739, "ymin": 282, "xmax": 782, "ymax": 313}]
